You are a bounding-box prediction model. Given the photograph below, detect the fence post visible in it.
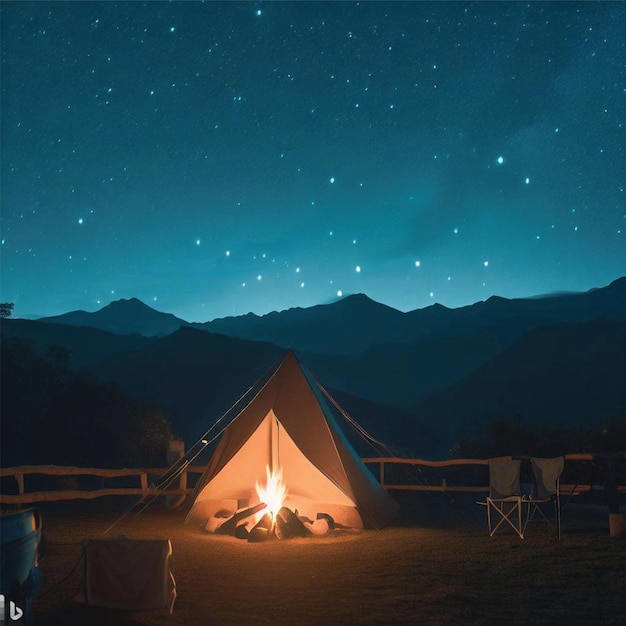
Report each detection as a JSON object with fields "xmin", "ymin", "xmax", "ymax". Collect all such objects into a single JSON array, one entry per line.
[
  {"xmin": 140, "ymin": 472, "xmax": 148, "ymax": 496},
  {"xmin": 604, "ymin": 457, "xmax": 620, "ymax": 514},
  {"xmin": 167, "ymin": 439, "xmax": 186, "ymax": 508},
  {"xmin": 16, "ymin": 472, "xmax": 24, "ymax": 510},
  {"xmin": 379, "ymin": 461, "xmax": 385, "ymax": 487}
]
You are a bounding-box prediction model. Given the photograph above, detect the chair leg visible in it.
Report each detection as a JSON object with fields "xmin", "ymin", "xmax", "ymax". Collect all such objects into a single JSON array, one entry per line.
[
  {"xmin": 555, "ymin": 499, "xmax": 561, "ymax": 540},
  {"xmin": 488, "ymin": 499, "xmax": 524, "ymax": 538},
  {"xmin": 526, "ymin": 498, "xmax": 561, "ymax": 539}
]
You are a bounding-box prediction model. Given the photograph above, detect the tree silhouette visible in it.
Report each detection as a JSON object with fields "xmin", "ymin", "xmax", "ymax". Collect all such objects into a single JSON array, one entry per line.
[
  {"xmin": 0, "ymin": 302, "xmax": 14, "ymax": 318},
  {"xmin": 1, "ymin": 336, "xmax": 174, "ymax": 467}
]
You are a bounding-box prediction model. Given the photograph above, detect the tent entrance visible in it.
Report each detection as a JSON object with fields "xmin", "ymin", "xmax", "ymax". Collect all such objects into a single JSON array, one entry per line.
[{"xmin": 192, "ymin": 410, "xmax": 357, "ymax": 523}]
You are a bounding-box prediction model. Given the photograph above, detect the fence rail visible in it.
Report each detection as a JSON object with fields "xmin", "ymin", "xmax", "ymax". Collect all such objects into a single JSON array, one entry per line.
[
  {"xmin": 360, "ymin": 454, "xmax": 626, "ymax": 506},
  {"xmin": 0, "ymin": 454, "xmax": 624, "ymax": 506},
  {"xmin": 0, "ymin": 464, "xmax": 205, "ymax": 506}
]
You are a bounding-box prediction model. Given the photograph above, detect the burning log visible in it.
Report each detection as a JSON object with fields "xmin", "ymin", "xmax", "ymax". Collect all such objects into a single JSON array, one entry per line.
[
  {"xmin": 205, "ymin": 516, "xmax": 227, "ymax": 534},
  {"xmin": 234, "ymin": 523, "xmax": 250, "ymax": 540},
  {"xmin": 275, "ymin": 506, "xmax": 310, "ymax": 540},
  {"xmin": 208, "ymin": 502, "xmax": 267, "ymax": 535},
  {"xmin": 209, "ymin": 501, "xmax": 334, "ymax": 540},
  {"xmin": 275, "ymin": 515, "xmax": 288, "ymax": 539},
  {"xmin": 205, "ymin": 467, "xmax": 338, "ymax": 541},
  {"xmin": 248, "ymin": 513, "xmax": 273, "ymax": 543},
  {"xmin": 316, "ymin": 513, "xmax": 335, "ymax": 530}
]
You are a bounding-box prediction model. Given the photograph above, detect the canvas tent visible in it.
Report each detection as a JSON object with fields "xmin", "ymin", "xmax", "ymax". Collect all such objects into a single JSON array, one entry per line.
[{"xmin": 186, "ymin": 351, "xmax": 399, "ymax": 529}]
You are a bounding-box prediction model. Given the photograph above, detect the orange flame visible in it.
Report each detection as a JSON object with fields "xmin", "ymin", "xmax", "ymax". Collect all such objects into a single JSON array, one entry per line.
[{"xmin": 255, "ymin": 465, "xmax": 288, "ymax": 521}]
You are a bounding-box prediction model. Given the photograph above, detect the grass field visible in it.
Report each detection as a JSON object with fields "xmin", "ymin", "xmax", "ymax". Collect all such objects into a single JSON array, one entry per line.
[{"xmin": 31, "ymin": 495, "xmax": 625, "ymax": 625}]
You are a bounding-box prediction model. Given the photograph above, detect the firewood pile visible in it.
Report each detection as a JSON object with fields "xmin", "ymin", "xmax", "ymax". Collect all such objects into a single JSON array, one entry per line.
[{"xmin": 206, "ymin": 503, "xmax": 334, "ymax": 542}]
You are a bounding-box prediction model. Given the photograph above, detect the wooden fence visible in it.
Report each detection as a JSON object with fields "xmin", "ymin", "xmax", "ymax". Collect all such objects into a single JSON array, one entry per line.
[
  {"xmin": 1, "ymin": 453, "xmax": 624, "ymax": 507},
  {"xmin": 362, "ymin": 453, "xmax": 626, "ymax": 500},
  {"xmin": 0, "ymin": 465, "xmax": 204, "ymax": 506}
]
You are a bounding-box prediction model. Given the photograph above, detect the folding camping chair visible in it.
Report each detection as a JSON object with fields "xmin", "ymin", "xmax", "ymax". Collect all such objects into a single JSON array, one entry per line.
[
  {"xmin": 523, "ymin": 456, "xmax": 564, "ymax": 540},
  {"xmin": 485, "ymin": 457, "xmax": 525, "ymax": 538}
]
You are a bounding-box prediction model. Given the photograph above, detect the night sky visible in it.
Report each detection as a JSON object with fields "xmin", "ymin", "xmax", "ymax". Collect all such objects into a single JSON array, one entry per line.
[{"xmin": 1, "ymin": 2, "xmax": 624, "ymax": 321}]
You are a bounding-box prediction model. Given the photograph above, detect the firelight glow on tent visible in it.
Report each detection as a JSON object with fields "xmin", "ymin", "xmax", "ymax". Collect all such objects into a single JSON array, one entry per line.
[{"xmin": 186, "ymin": 351, "xmax": 399, "ymax": 530}]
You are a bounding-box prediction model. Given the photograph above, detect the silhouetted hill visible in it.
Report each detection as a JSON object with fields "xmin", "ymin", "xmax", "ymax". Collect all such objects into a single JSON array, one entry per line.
[
  {"xmin": 38, "ymin": 297, "xmax": 188, "ymax": 337},
  {"xmin": 300, "ymin": 329, "xmax": 508, "ymax": 411},
  {"xmin": 0, "ymin": 318, "xmax": 152, "ymax": 369},
  {"xmin": 416, "ymin": 317, "xmax": 626, "ymax": 451},
  {"xmin": 403, "ymin": 277, "xmax": 626, "ymax": 344},
  {"xmin": 194, "ymin": 293, "xmax": 406, "ymax": 355},
  {"xmin": 195, "ymin": 277, "xmax": 626, "ymax": 355},
  {"xmin": 30, "ymin": 278, "xmax": 626, "ymax": 359}
]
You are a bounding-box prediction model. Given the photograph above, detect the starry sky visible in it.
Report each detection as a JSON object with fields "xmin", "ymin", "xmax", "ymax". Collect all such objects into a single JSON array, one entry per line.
[{"xmin": 1, "ymin": 2, "xmax": 624, "ymax": 322}]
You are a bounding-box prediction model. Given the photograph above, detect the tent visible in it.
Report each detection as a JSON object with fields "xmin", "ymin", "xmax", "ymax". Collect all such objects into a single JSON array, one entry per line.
[{"xmin": 186, "ymin": 351, "xmax": 399, "ymax": 529}]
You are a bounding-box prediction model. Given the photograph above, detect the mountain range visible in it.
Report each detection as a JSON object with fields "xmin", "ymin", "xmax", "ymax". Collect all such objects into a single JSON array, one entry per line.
[
  {"xmin": 3, "ymin": 276, "xmax": 625, "ymax": 457},
  {"xmin": 38, "ymin": 278, "xmax": 626, "ymax": 356}
]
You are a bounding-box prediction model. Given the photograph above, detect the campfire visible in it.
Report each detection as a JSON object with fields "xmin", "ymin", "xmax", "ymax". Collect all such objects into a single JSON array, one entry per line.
[
  {"xmin": 255, "ymin": 465, "xmax": 288, "ymax": 523},
  {"xmin": 206, "ymin": 465, "xmax": 333, "ymax": 542}
]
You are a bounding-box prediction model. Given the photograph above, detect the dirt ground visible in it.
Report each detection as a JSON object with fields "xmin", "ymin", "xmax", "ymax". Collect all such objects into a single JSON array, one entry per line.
[{"xmin": 29, "ymin": 494, "xmax": 626, "ymax": 625}]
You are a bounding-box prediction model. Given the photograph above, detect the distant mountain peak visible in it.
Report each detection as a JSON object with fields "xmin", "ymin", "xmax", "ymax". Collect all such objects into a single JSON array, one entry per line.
[
  {"xmin": 339, "ymin": 293, "xmax": 372, "ymax": 304},
  {"xmin": 336, "ymin": 293, "xmax": 391, "ymax": 309},
  {"xmin": 37, "ymin": 296, "xmax": 187, "ymax": 337},
  {"xmin": 104, "ymin": 297, "xmax": 155, "ymax": 311},
  {"xmin": 485, "ymin": 295, "xmax": 507, "ymax": 303},
  {"xmin": 342, "ymin": 293, "xmax": 371, "ymax": 301}
]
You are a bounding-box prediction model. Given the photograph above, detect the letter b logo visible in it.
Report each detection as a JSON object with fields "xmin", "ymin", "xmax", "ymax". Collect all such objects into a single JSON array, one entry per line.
[{"xmin": 10, "ymin": 601, "xmax": 23, "ymax": 621}]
